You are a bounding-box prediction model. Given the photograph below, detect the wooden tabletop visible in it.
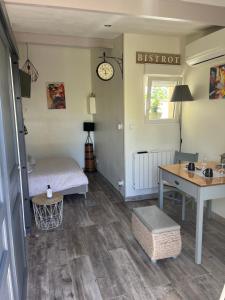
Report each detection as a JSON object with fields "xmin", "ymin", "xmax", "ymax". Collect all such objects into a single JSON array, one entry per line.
[
  {"xmin": 159, "ymin": 162, "xmax": 225, "ymax": 187},
  {"xmin": 32, "ymin": 192, "xmax": 63, "ymax": 205}
]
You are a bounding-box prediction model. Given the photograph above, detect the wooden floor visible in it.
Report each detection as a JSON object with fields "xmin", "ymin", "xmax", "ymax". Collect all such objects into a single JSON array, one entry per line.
[{"xmin": 27, "ymin": 172, "xmax": 225, "ymax": 300}]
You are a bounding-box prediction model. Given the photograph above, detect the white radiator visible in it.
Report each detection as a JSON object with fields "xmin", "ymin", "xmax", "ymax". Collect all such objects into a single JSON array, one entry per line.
[{"xmin": 133, "ymin": 150, "xmax": 174, "ymax": 190}]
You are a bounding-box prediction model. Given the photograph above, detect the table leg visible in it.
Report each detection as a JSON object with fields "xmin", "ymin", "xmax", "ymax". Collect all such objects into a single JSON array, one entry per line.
[
  {"xmin": 207, "ymin": 200, "xmax": 212, "ymax": 219},
  {"xmin": 195, "ymin": 197, "xmax": 204, "ymax": 264},
  {"xmin": 182, "ymin": 194, "xmax": 186, "ymax": 221},
  {"xmin": 159, "ymin": 169, "xmax": 164, "ymax": 209}
]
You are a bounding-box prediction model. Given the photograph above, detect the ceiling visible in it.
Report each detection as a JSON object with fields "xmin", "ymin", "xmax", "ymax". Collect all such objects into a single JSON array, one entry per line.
[
  {"xmin": 5, "ymin": 3, "xmax": 210, "ymax": 40},
  {"xmin": 181, "ymin": 0, "xmax": 225, "ymax": 7},
  {"xmin": 5, "ymin": 0, "xmax": 225, "ymax": 46}
]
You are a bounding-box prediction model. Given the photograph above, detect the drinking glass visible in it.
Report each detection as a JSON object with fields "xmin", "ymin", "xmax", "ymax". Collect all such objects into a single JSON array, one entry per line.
[{"xmin": 200, "ymin": 154, "xmax": 208, "ymax": 171}]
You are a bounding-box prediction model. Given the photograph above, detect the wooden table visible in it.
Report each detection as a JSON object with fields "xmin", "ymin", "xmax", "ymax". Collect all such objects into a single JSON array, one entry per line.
[
  {"xmin": 32, "ymin": 192, "xmax": 63, "ymax": 230},
  {"xmin": 159, "ymin": 162, "xmax": 225, "ymax": 264}
]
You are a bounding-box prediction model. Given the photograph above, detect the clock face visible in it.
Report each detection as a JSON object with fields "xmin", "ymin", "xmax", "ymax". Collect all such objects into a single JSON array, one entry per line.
[{"xmin": 96, "ymin": 62, "xmax": 114, "ymax": 81}]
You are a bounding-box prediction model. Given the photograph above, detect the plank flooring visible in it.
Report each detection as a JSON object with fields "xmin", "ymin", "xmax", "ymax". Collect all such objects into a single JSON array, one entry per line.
[{"xmin": 27, "ymin": 172, "xmax": 225, "ymax": 300}]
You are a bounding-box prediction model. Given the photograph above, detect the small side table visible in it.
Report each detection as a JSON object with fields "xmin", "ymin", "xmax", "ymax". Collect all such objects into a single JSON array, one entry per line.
[{"xmin": 32, "ymin": 192, "xmax": 63, "ymax": 230}]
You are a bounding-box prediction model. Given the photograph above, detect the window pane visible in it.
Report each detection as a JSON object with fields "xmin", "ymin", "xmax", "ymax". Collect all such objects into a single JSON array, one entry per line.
[{"xmin": 145, "ymin": 79, "xmax": 178, "ymax": 120}]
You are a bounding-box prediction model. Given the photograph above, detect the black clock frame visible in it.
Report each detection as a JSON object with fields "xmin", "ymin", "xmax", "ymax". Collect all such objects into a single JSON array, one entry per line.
[{"xmin": 96, "ymin": 61, "xmax": 115, "ymax": 81}]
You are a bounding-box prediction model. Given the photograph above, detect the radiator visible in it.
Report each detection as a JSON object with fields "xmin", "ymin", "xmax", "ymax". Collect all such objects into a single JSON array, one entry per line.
[{"xmin": 133, "ymin": 150, "xmax": 174, "ymax": 190}]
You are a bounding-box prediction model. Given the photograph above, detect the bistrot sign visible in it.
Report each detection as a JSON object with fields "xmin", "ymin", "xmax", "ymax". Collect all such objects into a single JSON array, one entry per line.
[{"xmin": 136, "ymin": 52, "xmax": 181, "ymax": 65}]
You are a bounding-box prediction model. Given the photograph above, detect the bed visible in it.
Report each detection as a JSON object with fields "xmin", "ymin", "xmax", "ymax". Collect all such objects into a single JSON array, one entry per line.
[{"xmin": 28, "ymin": 157, "xmax": 88, "ymax": 197}]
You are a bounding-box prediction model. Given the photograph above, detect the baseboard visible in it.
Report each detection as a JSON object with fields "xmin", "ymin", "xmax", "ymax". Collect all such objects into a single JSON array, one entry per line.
[
  {"xmin": 96, "ymin": 171, "xmax": 125, "ymax": 201},
  {"xmin": 125, "ymin": 193, "xmax": 158, "ymax": 202},
  {"xmin": 210, "ymin": 211, "xmax": 225, "ymax": 223}
]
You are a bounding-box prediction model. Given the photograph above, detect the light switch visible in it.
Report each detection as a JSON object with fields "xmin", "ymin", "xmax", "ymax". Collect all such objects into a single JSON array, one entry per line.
[{"xmin": 117, "ymin": 123, "xmax": 123, "ymax": 130}]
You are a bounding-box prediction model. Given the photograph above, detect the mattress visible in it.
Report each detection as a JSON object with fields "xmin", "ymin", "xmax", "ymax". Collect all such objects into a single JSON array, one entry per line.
[{"xmin": 28, "ymin": 157, "xmax": 88, "ymax": 197}]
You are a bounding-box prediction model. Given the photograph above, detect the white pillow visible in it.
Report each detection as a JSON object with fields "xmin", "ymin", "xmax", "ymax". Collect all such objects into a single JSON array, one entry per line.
[
  {"xmin": 27, "ymin": 154, "xmax": 36, "ymax": 166},
  {"xmin": 27, "ymin": 161, "xmax": 33, "ymax": 174},
  {"xmin": 27, "ymin": 154, "xmax": 36, "ymax": 174}
]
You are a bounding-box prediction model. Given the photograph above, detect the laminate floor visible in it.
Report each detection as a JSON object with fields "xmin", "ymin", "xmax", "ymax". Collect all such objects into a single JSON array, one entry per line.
[{"xmin": 27, "ymin": 172, "xmax": 225, "ymax": 300}]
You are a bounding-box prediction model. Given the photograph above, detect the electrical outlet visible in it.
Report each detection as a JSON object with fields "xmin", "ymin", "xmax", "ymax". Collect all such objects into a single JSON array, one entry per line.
[{"xmin": 118, "ymin": 180, "xmax": 124, "ymax": 187}]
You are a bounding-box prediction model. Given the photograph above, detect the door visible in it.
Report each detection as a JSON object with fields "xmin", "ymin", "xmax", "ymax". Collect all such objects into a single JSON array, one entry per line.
[{"xmin": 0, "ymin": 22, "xmax": 27, "ymax": 300}]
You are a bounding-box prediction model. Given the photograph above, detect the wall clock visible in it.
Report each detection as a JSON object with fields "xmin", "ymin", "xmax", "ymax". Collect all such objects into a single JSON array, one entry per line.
[{"xmin": 96, "ymin": 61, "xmax": 114, "ymax": 81}]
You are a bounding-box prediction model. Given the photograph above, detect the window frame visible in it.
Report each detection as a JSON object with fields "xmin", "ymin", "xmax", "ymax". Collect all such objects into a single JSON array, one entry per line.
[{"xmin": 144, "ymin": 75, "xmax": 182, "ymax": 124}]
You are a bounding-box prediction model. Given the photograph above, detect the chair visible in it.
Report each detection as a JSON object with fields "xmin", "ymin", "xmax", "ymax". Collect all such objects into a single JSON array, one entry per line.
[
  {"xmin": 164, "ymin": 151, "xmax": 199, "ymax": 221},
  {"xmin": 174, "ymin": 151, "xmax": 198, "ymax": 164}
]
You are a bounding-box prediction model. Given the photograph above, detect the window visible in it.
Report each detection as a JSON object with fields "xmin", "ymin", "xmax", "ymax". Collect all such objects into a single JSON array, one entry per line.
[{"xmin": 144, "ymin": 77, "xmax": 181, "ymax": 121}]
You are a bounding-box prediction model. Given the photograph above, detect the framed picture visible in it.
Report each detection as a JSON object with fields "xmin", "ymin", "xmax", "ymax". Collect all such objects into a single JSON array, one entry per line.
[
  {"xmin": 46, "ymin": 82, "xmax": 66, "ymax": 109},
  {"xmin": 209, "ymin": 64, "xmax": 225, "ymax": 99}
]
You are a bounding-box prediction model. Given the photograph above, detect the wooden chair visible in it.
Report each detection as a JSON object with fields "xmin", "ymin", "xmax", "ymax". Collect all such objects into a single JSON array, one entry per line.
[{"xmin": 164, "ymin": 151, "xmax": 199, "ymax": 221}]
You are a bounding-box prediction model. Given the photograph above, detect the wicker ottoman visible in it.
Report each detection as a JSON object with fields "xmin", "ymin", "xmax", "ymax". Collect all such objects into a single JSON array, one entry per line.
[{"xmin": 132, "ymin": 205, "xmax": 182, "ymax": 262}]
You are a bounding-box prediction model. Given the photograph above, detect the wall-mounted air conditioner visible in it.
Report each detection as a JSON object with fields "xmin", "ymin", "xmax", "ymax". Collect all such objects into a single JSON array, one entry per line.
[{"xmin": 185, "ymin": 28, "xmax": 225, "ymax": 66}]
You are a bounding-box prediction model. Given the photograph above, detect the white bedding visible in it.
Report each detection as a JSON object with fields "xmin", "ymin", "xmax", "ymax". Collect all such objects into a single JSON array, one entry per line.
[{"xmin": 28, "ymin": 157, "xmax": 88, "ymax": 197}]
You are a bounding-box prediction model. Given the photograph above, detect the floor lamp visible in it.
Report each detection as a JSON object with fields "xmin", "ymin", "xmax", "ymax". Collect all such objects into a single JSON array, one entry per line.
[
  {"xmin": 171, "ymin": 85, "xmax": 194, "ymax": 151},
  {"xmin": 83, "ymin": 122, "xmax": 96, "ymax": 172}
]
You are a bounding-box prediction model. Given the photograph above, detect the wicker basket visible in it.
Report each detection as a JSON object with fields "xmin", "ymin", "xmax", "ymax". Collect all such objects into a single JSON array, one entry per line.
[
  {"xmin": 132, "ymin": 206, "xmax": 182, "ymax": 261},
  {"xmin": 32, "ymin": 193, "xmax": 63, "ymax": 231}
]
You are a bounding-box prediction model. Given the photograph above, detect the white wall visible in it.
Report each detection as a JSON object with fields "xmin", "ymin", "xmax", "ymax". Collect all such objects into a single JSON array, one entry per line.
[
  {"xmin": 91, "ymin": 36, "xmax": 124, "ymax": 195},
  {"xmin": 123, "ymin": 33, "xmax": 182, "ymax": 198},
  {"xmin": 20, "ymin": 44, "xmax": 92, "ymax": 168},
  {"xmin": 183, "ymin": 56, "xmax": 225, "ymax": 218}
]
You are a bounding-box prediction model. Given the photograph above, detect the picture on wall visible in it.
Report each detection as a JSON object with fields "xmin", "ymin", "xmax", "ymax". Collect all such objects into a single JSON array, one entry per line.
[
  {"xmin": 47, "ymin": 82, "xmax": 66, "ymax": 109},
  {"xmin": 209, "ymin": 64, "xmax": 225, "ymax": 99}
]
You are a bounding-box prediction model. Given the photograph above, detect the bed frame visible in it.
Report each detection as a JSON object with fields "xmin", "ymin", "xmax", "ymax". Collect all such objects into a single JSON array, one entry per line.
[
  {"xmin": 30, "ymin": 184, "xmax": 88, "ymax": 203},
  {"xmin": 60, "ymin": 184, "xmax": 88, "ymax": 198}
]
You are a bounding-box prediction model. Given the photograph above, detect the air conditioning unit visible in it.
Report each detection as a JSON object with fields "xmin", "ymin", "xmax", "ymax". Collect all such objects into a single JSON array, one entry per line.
[{"xmin": 185, "ymin": 29, "xmax": 225, "ymax": 66}]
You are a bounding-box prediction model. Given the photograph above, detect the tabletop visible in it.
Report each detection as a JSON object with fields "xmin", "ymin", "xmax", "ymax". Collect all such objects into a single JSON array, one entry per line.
[
  {"xmin": 159, "ymin": 162, "xmax": 225, "ymax": 187},
  {"xmin": 32, "ymin": 192, "xmax": 63, "ymax": 206}
]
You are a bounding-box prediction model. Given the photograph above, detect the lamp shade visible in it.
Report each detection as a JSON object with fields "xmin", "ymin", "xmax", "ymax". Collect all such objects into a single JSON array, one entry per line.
[
  {"xmin": 83, "ymin": 122, "xmax": 95, "ymax": 132},
  {"xmin": 171, "ymin": 85, "xmax": 193, "ymax": 102}
]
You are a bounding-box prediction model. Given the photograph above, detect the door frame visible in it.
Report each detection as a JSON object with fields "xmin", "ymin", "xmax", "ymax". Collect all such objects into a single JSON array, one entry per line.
[
  {"xmin": 0, "ymin": 2, "xmax": 31, "ymax": 232},
  {"xmin": 0, "ymin": 2, "xmax": 30, "ymax": 299}
]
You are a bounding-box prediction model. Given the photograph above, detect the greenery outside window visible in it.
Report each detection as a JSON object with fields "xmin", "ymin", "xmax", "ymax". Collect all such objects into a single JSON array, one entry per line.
[{"xmin": 144, "ymin": 76, "xmax": 181, "ymax": 121}]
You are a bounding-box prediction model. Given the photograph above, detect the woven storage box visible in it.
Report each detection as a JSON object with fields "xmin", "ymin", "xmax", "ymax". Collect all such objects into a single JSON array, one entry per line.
[{"xmin": 132, "ymin": 205, "xmax": 181, "ymax": 261}]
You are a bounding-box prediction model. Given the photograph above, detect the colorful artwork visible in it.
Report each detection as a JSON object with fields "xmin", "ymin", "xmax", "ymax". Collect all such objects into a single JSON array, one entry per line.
[
  {"xmin": 209, "ymin": 64, "xmax": 225, "ymax": 99},
  {"xmin": 47, "ymin": 82, "xmax": 66, "ymax": 109}
]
